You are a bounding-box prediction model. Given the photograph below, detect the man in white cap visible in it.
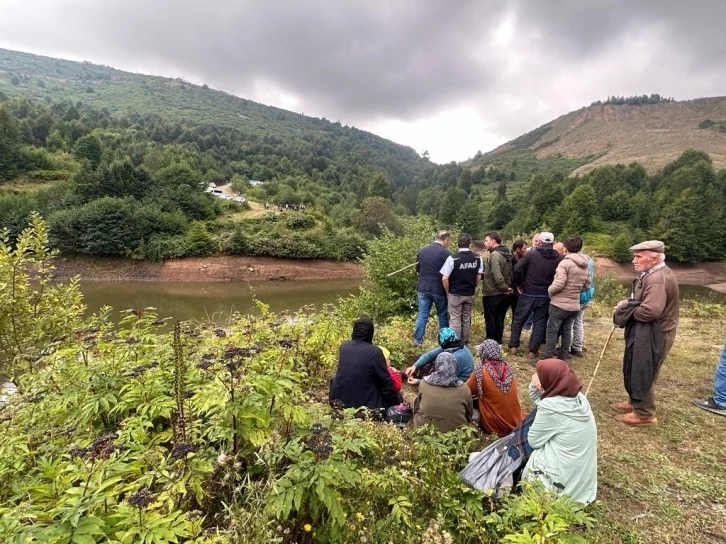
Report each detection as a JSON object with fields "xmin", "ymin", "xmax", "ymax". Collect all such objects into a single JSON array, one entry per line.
[
  {"xmin": 612, "ymin": 240, "xmax": 679, "ymax": 426},
  {"xmin": 508, "ymin": 231, "xmax": 562, "ymax": 360}
]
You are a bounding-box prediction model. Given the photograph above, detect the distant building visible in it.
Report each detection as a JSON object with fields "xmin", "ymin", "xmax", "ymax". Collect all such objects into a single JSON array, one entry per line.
[{"xmin": 249, "ymin": 179, "xmax": 263, "ymax": 186}]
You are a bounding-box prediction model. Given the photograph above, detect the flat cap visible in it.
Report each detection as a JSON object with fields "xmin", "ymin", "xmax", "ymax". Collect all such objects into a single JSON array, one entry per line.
[{"xmin": 629, "ymin": 240, "xmax": 665, "ymax": 253}]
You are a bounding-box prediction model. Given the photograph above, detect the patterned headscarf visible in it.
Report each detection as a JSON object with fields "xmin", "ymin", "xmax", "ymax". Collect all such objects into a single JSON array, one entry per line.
[
  {"xmin": 423, "ymin": 352, "xmax": 461, "ymax": 387},
  {"xmin": 438, "ymin": 328, "xmax": 463, "ymax": 352},
  {"xmin": 474, "ymin": 340, "xmax": 513, "ymax": 395}
]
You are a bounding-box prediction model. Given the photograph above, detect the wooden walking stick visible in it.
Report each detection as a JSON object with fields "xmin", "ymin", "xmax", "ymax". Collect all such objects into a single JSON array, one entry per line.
[{"xmin": 584, "ymin": 325, "xmax": 617, "ymax": 397}]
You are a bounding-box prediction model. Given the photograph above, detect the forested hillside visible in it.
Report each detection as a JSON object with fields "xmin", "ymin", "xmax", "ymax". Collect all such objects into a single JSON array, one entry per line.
[{"xmin": 1, "ymin": 48, "xmax": 726, "ymax": 263}]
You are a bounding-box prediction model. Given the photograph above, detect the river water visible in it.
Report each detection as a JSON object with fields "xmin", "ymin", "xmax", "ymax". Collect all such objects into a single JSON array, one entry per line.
[
  {"xmin": 79, "ymin": 279, "xmax": 363, "ymax": 323},
  {"xmin": 75, "ymin": 280, "xmax": 726, "ymax": 324}
]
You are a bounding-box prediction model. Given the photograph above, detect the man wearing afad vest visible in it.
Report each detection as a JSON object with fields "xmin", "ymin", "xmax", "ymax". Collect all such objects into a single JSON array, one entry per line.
[{"xmin": 441, "ymin": 233, "xmax": 483, "ymax": 344}]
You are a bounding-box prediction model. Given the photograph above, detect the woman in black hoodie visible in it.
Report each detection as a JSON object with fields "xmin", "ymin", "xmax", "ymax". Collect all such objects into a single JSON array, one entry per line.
[{"xmin": 329, "ymin": 318, "xmax": 402, "ymax": 410}]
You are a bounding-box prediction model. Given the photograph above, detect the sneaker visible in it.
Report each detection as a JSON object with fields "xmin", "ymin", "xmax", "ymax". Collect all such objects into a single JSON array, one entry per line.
[
  {"xmin": 610, "ymin": 400, "xmax": 634, "ymax": 413},
  {"xmin": 570, "ymin": 349, "xmax": 584, "ymax": 357},
  {"xmin": 692, "ymin": 397, "xmax": 726, "ymax": 416},
  {"xmin": 412, "ymin": 340, "xmax": 422, "ymax": 347},
  {"xmin": 615, "ymin": 412, "xmax": 657, "ymax": 426}
]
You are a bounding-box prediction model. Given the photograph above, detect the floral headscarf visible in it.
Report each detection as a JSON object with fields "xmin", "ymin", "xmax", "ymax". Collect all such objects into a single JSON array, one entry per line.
[
  {"xmin": 474, "ymin": 339, "xmax": 513, "ymax": 395},
  {"xmin": 423, "ymin": 352, "xmax": 461, "ymax": 387}
]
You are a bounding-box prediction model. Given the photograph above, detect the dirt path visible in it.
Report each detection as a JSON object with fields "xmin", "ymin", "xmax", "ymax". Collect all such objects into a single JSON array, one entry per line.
[{"xmin": 53, "ymin": 255, "xmax": 364, "ymax": 282}]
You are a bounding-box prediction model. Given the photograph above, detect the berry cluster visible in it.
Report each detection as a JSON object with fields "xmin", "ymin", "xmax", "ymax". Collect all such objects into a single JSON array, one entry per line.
[
  {"xmin": 127, "ymin": 361, "xmax": 160, "ymax": 377},
  {"xmin": 128, "ymin": 488, "xmax": 154, "ymax": 509},
  {"xmin": 69, "ymin": 447, "xmax": 89, "ymax": 459},
  {"xmin": 89, "ymin": 432, "xmax": 119, "ymax": 459},
  {"xmin": 171, "ymin": 442, "xmax": 197, "ymax": 459},
  {"xmin": 213, "ymin": 329, "xmax": 227, "ymax": 338},
  {"xmin": 330, "ymin": 399, "xmax": 345, "ymax": 420},
  {"xmin": 278, "ymin": 339, "xmax": 296, "ymax": 348},
  {"xmin": 304, "ymin": 423, "xmax": 333, "ymax": 461}
]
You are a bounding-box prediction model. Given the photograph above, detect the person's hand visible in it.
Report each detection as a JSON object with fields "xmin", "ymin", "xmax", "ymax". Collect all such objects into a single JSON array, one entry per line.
[
  {"xmin": 404, "ymin": 366, "xmax": 416, "ymax": 378},
  {"xmin": 506, "ymin": 287, "xmax": 513, "ymax": 295},
  {"xmin": 407, "ymin": 376, "xmax": 419, "ymax": 386},
  {"xmin": 530, "ymin": 372, "xmax": 542, "ymax": 391},
  {"xmin": 615, "ymin": 298, "xmax": 629, "ymax": 309}
]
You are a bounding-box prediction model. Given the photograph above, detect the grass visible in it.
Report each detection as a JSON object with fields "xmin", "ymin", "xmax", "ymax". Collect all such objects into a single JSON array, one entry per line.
[
  {"xmin": 402, "ymin": 312, "xmax": 725, "ymax": 543},
  {"xmin": 511, "ymin": 316, "xmax": 726, "ymax": 543}
]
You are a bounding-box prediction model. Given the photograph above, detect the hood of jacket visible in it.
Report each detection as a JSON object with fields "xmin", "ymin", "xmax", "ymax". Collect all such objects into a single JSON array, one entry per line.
[
  {"xmin": 351, "ymin": 318, "xmax": 374, "ymax": 343},
  {"xmin": 491, "ymin": 245, "xmax": 512, "ymax": 260},
  {"xmin": 538, "ymin": 392, "xmax": 593, "ymax": 422},
  {"xmin": 566, "ymin": 252, "xmax": 589, "ymax": 268},
  {"xmin": 537, "ymin": 245, "xmax": 562, "ymax": 260}
]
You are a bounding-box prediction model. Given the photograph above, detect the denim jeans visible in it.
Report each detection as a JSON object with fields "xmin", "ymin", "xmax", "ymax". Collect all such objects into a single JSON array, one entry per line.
[
  {"xmin": 544, "ymin": 304, "xmax": 578, "ymax": 358},
  {"xmin": 570, "ymin": 303, "xmax": 589, "ymax": 352},
  {"xmin": 414, "ymin": 291, "xmax": 449, "ymax": 344},
  {"xmin": 713, "ymin": 340, "xmax": 726, "ymax": 408}
]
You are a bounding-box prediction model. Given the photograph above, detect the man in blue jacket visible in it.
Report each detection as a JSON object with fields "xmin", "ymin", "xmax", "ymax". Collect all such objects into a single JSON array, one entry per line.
[{"xmin": 413, "ymin": 231, "xmax": 451, "ymax": 346}]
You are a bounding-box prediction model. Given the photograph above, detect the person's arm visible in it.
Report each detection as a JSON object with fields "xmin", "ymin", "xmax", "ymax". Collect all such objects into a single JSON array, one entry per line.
[
  {"xmin": 491, "ymin": 253, "xmax": 508, "ymax": 291},
  {"xmin": 477, "ymin": 257, "xmax": 484, "ymax": 284},
  {"xmin": 513, "ymin": 251, "xmax": 531, "ymax": 287},
  {"xmin": 465, "ymin": 372, "xmax": 478, "ymax": 397},
  {"xmin": 440, "ymin": 256, "xmax": 454, "ymax": 294},
  {"xmin": 548, "ymin": 261, "xmax": 567, "ymax": 296},
  {"xmin": 372, "ymin": 352, "xmax": 402, "ymax": 406},
  {"xmin": 464, "ymin": 390, "xmax": 474, "ymax": 423},
  {"xmin": 633, "ymin": 277, "xmax": 667, "ymax": 322},
  {"xmin": 527, "ymin": 407, "xmax": 560, "ymax": 450},
  {"xmin": 405, "ymin": 347, "xmax": 440, "ymax": 377},
  {"xmin": 415, "ymin": 250, "xmax": 421, "ymax": 274}
]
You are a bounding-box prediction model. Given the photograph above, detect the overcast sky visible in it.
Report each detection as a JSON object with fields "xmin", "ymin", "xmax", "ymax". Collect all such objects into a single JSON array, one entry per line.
[{"xmin": 2, "ymin": 0, "xmax": 726, "ymax": 163}]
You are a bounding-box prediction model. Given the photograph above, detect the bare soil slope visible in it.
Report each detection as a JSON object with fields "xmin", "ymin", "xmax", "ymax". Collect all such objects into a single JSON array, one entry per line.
[{"xmin": 480, "ymin": 97, "xmax": 726, "ymax": 174}]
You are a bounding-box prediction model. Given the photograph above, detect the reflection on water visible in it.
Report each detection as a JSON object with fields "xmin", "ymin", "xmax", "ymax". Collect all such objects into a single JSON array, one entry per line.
[{"xmin": 79, "ymin": 279, "xmax": 362, "ymax": 323}]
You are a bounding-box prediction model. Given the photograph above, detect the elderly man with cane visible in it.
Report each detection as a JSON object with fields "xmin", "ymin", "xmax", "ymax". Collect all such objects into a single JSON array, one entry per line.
[{"xmin": 612, "ymin": 240, "xmax": 679, "ymax": 426}]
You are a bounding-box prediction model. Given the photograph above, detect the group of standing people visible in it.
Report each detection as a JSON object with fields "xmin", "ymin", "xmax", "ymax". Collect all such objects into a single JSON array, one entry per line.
[{"xmin": 414, "ymin": 230, "xmax": 595, "ymax": 365}]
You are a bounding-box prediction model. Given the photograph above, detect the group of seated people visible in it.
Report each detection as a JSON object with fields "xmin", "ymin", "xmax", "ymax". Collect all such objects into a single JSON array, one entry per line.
[{"xmin": 329, "ymin": 317, "xmax": 597, "ymax": 505}]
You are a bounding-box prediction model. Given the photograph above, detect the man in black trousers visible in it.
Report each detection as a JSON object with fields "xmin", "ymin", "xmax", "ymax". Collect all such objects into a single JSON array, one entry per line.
[
  {"xmin": 508, "ymin": 231, "xmax": 562, "ymax": 360},
  {"xmin": 481, "ymin": 231, "xmax": 513, "ymax": 345}
]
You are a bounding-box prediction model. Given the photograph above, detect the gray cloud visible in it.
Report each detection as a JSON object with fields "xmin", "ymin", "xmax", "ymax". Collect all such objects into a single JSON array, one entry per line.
[{"xmin": 1, "ymin": 0, "xmax": 726, "ymax": 160}]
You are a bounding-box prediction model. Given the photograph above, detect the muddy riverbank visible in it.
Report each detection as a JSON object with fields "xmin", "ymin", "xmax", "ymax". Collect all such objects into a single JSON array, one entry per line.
[{"xmin": 52, "ymin": 255, "xmax": 365, "ymax": 282}]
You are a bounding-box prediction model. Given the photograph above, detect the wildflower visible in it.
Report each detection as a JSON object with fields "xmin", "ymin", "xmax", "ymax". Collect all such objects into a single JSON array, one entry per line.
[
  {"xmin": 356, "ymin": 512, "xmax": 364, "ymax": 522},
  {"xmin": 217, "ymin": 453, "xmax": 231, "ymax": 466},
  {"xmin": 303, "ymin": 523, "xmax": 312, "ymax": 532}
]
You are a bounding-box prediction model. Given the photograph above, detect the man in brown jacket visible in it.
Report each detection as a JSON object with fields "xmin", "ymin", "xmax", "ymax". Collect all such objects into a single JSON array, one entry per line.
[
  {"xmin": 612, "ymin": 240, "xmax": 680, "ymax": 426},
  {"xmin": 543, "ymin": 236, "xmax": 590, "ymax": 359}
]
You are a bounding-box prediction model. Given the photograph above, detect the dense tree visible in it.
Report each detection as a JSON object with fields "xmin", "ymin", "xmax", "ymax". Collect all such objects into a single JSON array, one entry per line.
[
  {"xmin": 72, "ymin": 133, "xmax": 103, "ymax": 169},
  {"xmin": 367, "ymin": 172, "xmax": 393, "ymax": 200},
  {"xmin": 0, "ymin": 105, "xmax": 21, "ymax": 180},
  {"xmin": 350, "ymin": 197, "xmax": 402, "ymax": 237}
]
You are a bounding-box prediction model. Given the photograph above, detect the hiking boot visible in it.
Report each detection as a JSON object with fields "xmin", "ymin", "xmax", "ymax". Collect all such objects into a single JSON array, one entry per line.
[
  {"xmin": 692, "ymin": 397, "xmax": 726, "ymax": 417},
  {"xmin": 615, "ymin": 412, "xmax": 657, "ymax": 426},
  {"xmin": 570, "ymin": 349, "xmax": 584, "ymax": 357},
  {"xmin": 526, "ymin": 351, "xmax": 538, "ymax": 360},
  {"xmin": 508, "ymin": 347, "xmax": 518, "ymax": 356},
  {"xmin": 610, "ymin": 400, "xmax": 634, "ymax": 413}
]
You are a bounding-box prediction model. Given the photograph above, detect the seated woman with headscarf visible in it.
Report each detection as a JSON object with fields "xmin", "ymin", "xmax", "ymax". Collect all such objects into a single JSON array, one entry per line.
[
  {"xmin": 466, "ymin": 340, "xmax": 526, "ymax": 437},
  {"xmin": 329, "ymin": 317, "xmax": 402, "ymax": 411},
  {"xmin": 522, "ymin": 359, "xmax": 597, "ymax": 504},
  {"xmin": 411, "ymin": 352, "xmax": 474, "ymax": 432},
  {"xmin": 404, "ymin": 328, "xmax": 474, "ymax": 384}
]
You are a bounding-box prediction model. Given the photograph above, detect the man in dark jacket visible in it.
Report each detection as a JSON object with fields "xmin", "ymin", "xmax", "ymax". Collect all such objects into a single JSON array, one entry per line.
[
  {"xmin": 329, "ymin": 318, "xmax": 402, "ymax": 410},
  {"xmin": 507, "ymin": 232, "xmax": 562, "ymax": 359},
  {"xmin": 413, "ymin": 231, "xmax": 451, "ymax": 346},
  {"xmin": 508, "ymin": 240, "xmax": 527, "ymax": 317},
  {"xmin": 481, "ymin": 231, "xmax": 513, "ymax": 344}
]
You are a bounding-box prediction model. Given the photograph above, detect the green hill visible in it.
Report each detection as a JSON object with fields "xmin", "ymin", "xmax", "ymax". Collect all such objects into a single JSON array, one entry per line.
[{"xmin": 0, "ymin": 48, "xmax": 426, "ymax": 188}]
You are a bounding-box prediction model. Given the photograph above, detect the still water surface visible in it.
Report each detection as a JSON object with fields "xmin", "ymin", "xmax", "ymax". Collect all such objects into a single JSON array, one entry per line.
[
  {"xmin": 79, "ymin": 279, "xmax": 362, "ymax": 323},
  {"xmin": 77, "ymin": 280, "xmax": 726, "ymax": 324}
]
